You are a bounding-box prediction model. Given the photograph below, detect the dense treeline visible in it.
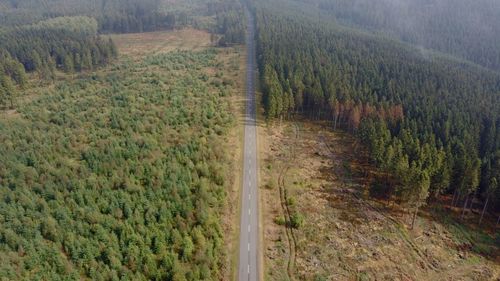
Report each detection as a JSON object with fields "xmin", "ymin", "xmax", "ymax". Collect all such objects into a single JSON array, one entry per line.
[
  {"xmin": 253, "ymin": 0, "xmax": 500, "ymax": 225},
  {"xmin": 0, "ymin": 52, "xmax": 25, "ymax": 108},
  {"xmin": 283, "ymin": 0, "xmax": 500, "ymax": 72},
  {"xmin": 214, "ymin": 1, "xmax": 246, "ymax": 46},
  {"xmin": 0, "ymin": 0, "xmax": 228, "ymax": 33},
  {"xmin": 0, "ymin": 17, "xmax": 116, "ymax": 108},
  {"xmin": 0, "ymin": 0, "xmax": 179, "ymax": 33},
  {"xmin": 0, "ymin": 49, "xmax": 235, "ymax": 280},
  {"xmin": 0, "ymin": 23, "xmax": 117, "ymax": 74}
]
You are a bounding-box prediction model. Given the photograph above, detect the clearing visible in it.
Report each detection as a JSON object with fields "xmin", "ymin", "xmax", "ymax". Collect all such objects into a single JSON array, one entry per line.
[
  {"xmin": 109, "ymin": 28, "xmax": 212, "ymax": 59},
  {"xmin": 261, "ymin": 120, "xmax": 500, "ymax": 281}
]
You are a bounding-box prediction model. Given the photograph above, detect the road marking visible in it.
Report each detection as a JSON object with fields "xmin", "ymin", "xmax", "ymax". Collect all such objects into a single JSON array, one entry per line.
[
  {"xmin": 248, "ymin": 243, "xmax": 250, "ymax": 251},
  {"xmin": 248, "ymin": 208, "xmax": 251, "ymax": 215},
  {"xmin": 248, "ymin": 265, "xmax": 250, "ymax": 274}
]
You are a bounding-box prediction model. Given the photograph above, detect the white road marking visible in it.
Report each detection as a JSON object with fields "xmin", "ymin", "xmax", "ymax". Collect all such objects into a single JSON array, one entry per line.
[
  {"xmin": 248, "ymin": 265, "xmax": 250, "ymax": 274},
  {"xmin": 248, "ymin": 243, "xmax": 250, "ymax": 251},
  {"xmin": 248, "ymin": 208, "xmax": 251, "ymax": 215}
]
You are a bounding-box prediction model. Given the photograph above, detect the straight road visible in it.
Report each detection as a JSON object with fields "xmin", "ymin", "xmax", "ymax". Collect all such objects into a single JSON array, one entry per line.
[{"xmin": 238, "ymin": 7, "xmax": 259, "ymax": 281}]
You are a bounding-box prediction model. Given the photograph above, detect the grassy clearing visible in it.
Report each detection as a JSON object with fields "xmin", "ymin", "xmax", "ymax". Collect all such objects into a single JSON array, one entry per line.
[
  {"xmin": 261, "ymin": 120, "xmax": 500, "ymax": 281},
  {"xmin": 109, "ymin": 28, "xmax": 213, "ymax": 59}
]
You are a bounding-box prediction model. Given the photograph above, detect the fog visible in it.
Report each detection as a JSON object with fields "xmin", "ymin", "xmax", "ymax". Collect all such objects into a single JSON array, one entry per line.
[{"xmin": 315, "ymin": 0, "xmax": 500, "ymax": 70}]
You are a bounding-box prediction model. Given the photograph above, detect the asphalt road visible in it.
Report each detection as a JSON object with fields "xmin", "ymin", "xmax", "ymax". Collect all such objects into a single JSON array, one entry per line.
[{"xmin": 238, "ymin": 7, "xmax": 259, "ymax": 281}]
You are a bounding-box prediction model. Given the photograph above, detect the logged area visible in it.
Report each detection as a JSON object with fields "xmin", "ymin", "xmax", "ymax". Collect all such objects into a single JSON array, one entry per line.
[
  {"xmin": 0, "ymin": 29, "xmax": 244, "ymax": 280},
  {"xmin": 261, "ymin": 120, "xmax": 500, "ymax": 280},
  {"xmin": 253, "ymin": 0, "xmax": 500, "ymax": 279}
]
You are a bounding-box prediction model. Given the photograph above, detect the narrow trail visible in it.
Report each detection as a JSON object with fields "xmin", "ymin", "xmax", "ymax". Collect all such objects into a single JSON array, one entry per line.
[
  {"xmin": 277, "ymin": 166, "xmax": 294, "ymax": 278},
  {"xmin": 276, "ymin": 123, "xmax": 300, "ymax": 280}
]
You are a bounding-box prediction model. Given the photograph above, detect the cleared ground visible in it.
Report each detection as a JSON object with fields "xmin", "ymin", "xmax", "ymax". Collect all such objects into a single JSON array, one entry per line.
[
  {"xmin": 261, "ymin": 120, "xmax": 500, "ymax": 281},
  {"xmin": 109, "ymin": 28, "xmax": 213, "ymax": 58}
]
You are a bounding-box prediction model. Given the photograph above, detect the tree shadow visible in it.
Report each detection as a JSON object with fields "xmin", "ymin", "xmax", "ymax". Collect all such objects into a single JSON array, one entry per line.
[
  {"xmin": 422, "ymin": 204, "xmax": 500, "ymax": 263},
  {"xmin": 313, "ymin": 120, "xmax": 500, "ymax": 264}
]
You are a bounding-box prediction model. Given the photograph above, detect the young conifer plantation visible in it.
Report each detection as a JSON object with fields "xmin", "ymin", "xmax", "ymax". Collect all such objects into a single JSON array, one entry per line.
[{"xmin": 0, "ymin": 0, "xmax": 246, "ymax": 280}]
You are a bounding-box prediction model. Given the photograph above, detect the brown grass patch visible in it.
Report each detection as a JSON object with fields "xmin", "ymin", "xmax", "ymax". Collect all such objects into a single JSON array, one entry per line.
[
  {"xmin": 261, "ymin": 120, "xmax": 500, "ymax": 281},
  {"xmin": 216, "ymin": 45, "xmax": 247, "ymax": 281},
  {"xmin": 109, "ymin": 28, "xmax": 213, "ymax": 58}
]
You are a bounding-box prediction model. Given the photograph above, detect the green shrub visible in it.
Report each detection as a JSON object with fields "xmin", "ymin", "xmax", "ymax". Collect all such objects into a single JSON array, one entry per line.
[
  {"xmin": 265, "ymin": 179, "xmax": 276, "ymax": 189},
  {"xmin": 290, "ymin": 212, "xmax": 304, "ymax": 228},
  {"xmin": 274, "ymin": 216, "xmax": 286, "ymax": 226}
]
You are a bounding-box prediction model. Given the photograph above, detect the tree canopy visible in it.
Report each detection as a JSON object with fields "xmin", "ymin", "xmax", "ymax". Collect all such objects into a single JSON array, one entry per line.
[{"xmin": 252, "ymin": 0, "xmax": 500, "ymax": 214}]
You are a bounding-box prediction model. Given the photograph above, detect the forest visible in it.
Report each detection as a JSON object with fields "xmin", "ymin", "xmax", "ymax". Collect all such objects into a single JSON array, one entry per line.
[
  {"xmin": 215, "ymin": 1, "xmax": 246, "ymax": 46},
  {"xmin": 286, "ymin": 0, "xmax": 500, "ymax": 72},
  {"xmin": 0, "ymin": 0, "xmax": 181, "ymax": 33},
  {"xmin": 0, "ymin": 16, "xmax": 117, "ymax": 108},
  {"xmin": 0, "ymin": 0, "xmax": 245, "ymax": 108},
  {"xmin": 253, "ymin": 0, "xmax": 500, "ymax": 225},
  {"xmin": 0, "ymin": 48, "xmax": 236, "ymax": 280},
  {"xmin": 0, "ymin": 0, "xmax": 246, "ymax": 279},
  {"xmin": 0, "ymin": 0, "xmax": 243, "ymax": 34}
]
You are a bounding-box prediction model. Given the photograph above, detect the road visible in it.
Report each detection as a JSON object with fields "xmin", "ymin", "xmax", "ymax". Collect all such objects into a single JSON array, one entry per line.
[{"xmin": 238, "ymin": 7, "xmax": 259, "ymax": 281}]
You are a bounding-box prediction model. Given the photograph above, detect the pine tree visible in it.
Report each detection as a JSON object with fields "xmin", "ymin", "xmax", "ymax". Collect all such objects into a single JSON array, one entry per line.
[
  {"xmin": 0, "ymin": 74, "xmax": 16, "ymax": 108},
  {"xmin": 480, "ymin": 177, "xmax": 497, "ymax": 224},
  {"xmin": 63, "ymin": 53, "xmax": 74, "ymax": 72}
]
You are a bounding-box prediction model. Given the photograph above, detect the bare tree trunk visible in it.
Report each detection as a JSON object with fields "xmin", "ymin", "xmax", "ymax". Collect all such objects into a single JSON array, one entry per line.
[
  {"xmin": 461, "ymin": 195, "xmax": 469, "ymax": 220},
  {"xmin": 454, "ymin": 191, "xmax": 462, "ymax": 207},
  {"xmin": 497, "ymin": 215, "xmax": 500, "ymax": 226},
  {"xmin": 411, "ymin": 205, "xmax": 419, "ymax": 230},
  {"xmin": 468, "ymin": 189, "xmax": 477, "ymax": 213},
  {"xmin": 479, "ymin": 196, "xmax": 489, "ymax": 225},
  {"xmin": 451, "ymin": 188, "xmax": 458, "ymax": 207}
]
